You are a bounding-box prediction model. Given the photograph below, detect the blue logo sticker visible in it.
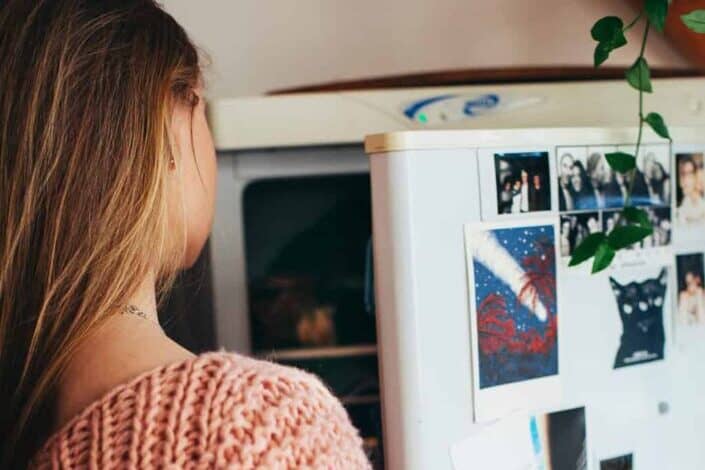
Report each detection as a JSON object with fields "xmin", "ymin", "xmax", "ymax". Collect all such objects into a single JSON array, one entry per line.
[
  {"xmin": 402, "ymin": 93, "xmax": 501, "ymax": 122},
  {"xmin": 463, "ymin": 94, "xmax": 500, "ymax": 115}
]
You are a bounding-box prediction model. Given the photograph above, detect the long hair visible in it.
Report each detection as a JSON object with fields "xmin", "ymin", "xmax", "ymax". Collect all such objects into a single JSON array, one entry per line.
[{"xmin": 0, "ymin": 1, "xmax": 201, "ymax": 466}]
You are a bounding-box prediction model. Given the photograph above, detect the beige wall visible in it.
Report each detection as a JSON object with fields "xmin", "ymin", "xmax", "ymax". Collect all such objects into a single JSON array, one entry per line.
[{"xmin": 162, "ymin": 0, "xmax": 689, "ymax": 99}]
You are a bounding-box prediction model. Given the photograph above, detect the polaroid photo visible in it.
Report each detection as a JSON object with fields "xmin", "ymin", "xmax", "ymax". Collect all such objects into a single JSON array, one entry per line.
[
  {"xmin": 600, "ymin": 454, "xmax": 633, "ymax": 470},
  {"xmin": 675, "ymin": 253, "xmax": 705, "ymax": 327},
  {"xmin": 478, "ymin": 148, "xmax": 554, "ymax": 220},
  {"xmin": 674, "ymin": 149, "xmax": 705, "ymax": 247},
  {"xmin": 465, "ymin": 218, "xmax": 561, "ymax": 422},
  {"xmin": 494, "ymin": 151, "xmax": 551, "ymax": 214},
  {"xmin": 609, "ymin": 267, "xmax": 668, "ymax": 369},
  {"xmin": 672, "ymin": 144, "xmax": 705, "ymax": 251},
  {"xmin": 559, "ymin": 211, "xmax": 601, "ymax": 258},
  {"xmin": 533, "ymin": 407, "xmax": 588, "ymax": 470},
  {"xmin": 675, "ymin": 152, "xmax": 705, "ymax": 224}
]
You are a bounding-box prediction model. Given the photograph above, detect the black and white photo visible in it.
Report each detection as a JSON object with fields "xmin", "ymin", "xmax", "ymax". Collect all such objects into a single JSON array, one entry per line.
[
  {"xmin": 601, "ymin": 207, "xmax": 671, "ymax": 250},
  {"xmin": 641, "ymin": 148, "xmax": 671, "ymax": 206},
  {"xmin": 559, "ymin": 211, "xmax": 600, "ymax": 257},
  {"xmin": 602, "ymin": 210, "xmax": 640, "ymax": 250},
  {"xmin": 558, "ymin": 148, "xmax": 600, "ymax": 211},
  {"xmin": 641, "ymin": 207, "xmax": 671, "ymax": 248},
  {"xmin": 558, "ymin": 146, "xmax": 670, "ymax": 211},
  {"xmin": 585, "ymin": 148, "xmax": 620, "ymax": 209}
]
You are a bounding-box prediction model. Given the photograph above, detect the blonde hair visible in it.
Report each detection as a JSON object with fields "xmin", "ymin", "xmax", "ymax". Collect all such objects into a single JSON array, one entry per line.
[{"xmin": 0, "ymin": 0, "xmax": 201, "ymax": 465}]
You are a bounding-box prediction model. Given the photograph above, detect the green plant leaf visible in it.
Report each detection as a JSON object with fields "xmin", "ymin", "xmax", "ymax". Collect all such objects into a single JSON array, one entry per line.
[
  {"xmin": 644, "ymin": 112, "xmax": 671, "ymax": 139},
  {"xmin": 607, "ymin": 224, "xmax": 653, "ymax": 250},
  {"xmin": 605, "ymin": 151, "xmax": 636, "ymax": 173},
  {"xmin": 646, "ymin": 0, "xmax": 669, "ymax": 32},
  {"xmin": 591, "ymin": 16, "xmax": 625, "ymax": 41},
  {"xmin": 592, "ymin": 242, "xmax": 615, "ymax": 274},
  {"xmin": 594, "ymin": 43, "xmax": 610, "ymax": 67},
  {"xmin": 591, "ymin": 16, "xmax": 628, "ymax": 66},
  {"xmin": 622, "ymin": 206, "xmax": 651, "ymax": 228},
  {"xmin": 626, "ymin": 57, "xmax": 653, "ymax": 92},
  {"xmin": 682, "ymin": 10, "xmax": 705, "ymax": 33},
  {"xmin": 569, "ymin": 232, "xmax": 607, "ymax": 267}
]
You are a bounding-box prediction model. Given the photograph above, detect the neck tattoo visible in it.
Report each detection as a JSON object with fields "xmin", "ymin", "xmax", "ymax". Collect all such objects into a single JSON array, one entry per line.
[{"xmin": 122, "ymin": 304, "xmax": 149, "ymax": 320}]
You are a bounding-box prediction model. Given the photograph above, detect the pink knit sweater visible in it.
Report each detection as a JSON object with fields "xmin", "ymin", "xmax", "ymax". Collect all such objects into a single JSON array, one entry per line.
[{"xmin": 32, "ymin": 352, "xmax": 371, "ymax": 469}]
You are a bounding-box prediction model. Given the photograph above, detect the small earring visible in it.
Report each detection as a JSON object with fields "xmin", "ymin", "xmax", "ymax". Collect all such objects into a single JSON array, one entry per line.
[{"xmin": 169, "ymin": 157, "xmax": 176, "ymax": 169}]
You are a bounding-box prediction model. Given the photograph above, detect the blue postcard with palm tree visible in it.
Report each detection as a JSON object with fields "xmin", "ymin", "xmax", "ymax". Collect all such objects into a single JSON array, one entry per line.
[{"xmin": 465, "ymin": 219, "xmax": 561, "ymax": 422}]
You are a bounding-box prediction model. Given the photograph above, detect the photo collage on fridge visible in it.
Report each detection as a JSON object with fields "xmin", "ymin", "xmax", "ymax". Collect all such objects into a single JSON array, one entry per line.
[{"xmin": 463, "ymin": 142, "xmax": 705, "ymax": 470}]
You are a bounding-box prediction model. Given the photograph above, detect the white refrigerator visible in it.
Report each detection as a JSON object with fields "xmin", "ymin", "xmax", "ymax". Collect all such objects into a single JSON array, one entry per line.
[{"xmin": 367, "ymin": 125, "xmax": 705, "ymax": 470}]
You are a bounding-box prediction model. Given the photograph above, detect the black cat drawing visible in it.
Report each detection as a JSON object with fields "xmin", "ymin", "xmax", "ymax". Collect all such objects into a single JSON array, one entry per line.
[{"xmin": 609, "ymin": 268, "xmax": 667, "ymax": 369}]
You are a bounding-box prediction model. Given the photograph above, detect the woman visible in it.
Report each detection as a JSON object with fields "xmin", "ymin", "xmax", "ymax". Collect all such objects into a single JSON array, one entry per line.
[
  {"xmin": 529, "ymin": 173, "xmax": 548, "ymax": 211},
  {"xmin": 677, "ymin": 155, "xmax": 705, "ymax": 224},
  {"xmin": 643, "ymin": 153, "xmax": 670, "ymax": 205},
  {"xmin": 558, "ymin": 152, "xmax": 575, "ymax": 211},
  {"xmin": 679, "ymin": 271, "xmax": 705, "ymax": 325},
  {"xmin": 586, "ymin": 151, "xmax": 615, "ymax": 209},
  {"xmin": 0, "ymin": 1, "xmax": 369, "ymax": 468},
  {"xmin": 559, "ymin": 218, "xmax": 572, "ymax": 257},
  {"xmin": 569, "ymin": 161, "xmax": 598, "ymax": 210},
  {"xmin": 499, "ymin": 176, "xmax": 514, "ymax": 214},
  {"xmin": 568, "ymin": 215, "xmax": 593, "ymax": 254}
]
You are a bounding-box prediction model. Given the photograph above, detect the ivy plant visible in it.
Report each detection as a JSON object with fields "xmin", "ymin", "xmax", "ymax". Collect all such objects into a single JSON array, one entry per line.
[{"xmin": 569, "ymin": 1, "xmax": 705, "ymax": 274}]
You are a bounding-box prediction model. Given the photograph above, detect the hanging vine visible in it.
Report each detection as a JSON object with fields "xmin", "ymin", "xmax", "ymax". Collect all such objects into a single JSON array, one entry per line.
[{"xmin": 570, "ymin": 2, "xmax": 705, "ymax": 273}]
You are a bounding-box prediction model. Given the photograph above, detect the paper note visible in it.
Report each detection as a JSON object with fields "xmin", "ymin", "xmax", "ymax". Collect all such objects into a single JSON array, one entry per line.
[{"xmin": 450, "ymin": 412, "xmax": 537, "ymax": 470}]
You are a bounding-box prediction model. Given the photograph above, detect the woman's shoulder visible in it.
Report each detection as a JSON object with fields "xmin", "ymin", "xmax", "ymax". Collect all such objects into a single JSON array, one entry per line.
[
  {"xmin": 34, "ymin": 351, "xmax": 370, "ymax": 469},
  {"xmin": 183, "ymin": 350, "xmax": 327, "ymax": 390}
]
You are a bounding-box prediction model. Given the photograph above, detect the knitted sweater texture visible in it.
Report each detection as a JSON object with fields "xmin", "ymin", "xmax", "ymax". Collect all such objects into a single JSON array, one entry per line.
[{"xmin": 32, "ymin": 352, "xmax": 371, "ymax": 469}]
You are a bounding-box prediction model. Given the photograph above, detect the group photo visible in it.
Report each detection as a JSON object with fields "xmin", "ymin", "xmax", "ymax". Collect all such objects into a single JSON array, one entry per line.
[
  {"xmin": 557, "ymin": 146, "xmax": 671, "ymax": 212},
  {"xmin": 495, "ymin": 151, "xmax": 551, "ymax": 214}
]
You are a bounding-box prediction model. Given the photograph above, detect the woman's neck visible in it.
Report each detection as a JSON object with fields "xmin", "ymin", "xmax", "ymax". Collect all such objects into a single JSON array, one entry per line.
[
  {"xmin": 53, "ymin": 271, "xmax": 194, "ymax": 432},
  {"xmin": 123, "ymin": 270, "xmax": 159, "ymax": 322}
]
